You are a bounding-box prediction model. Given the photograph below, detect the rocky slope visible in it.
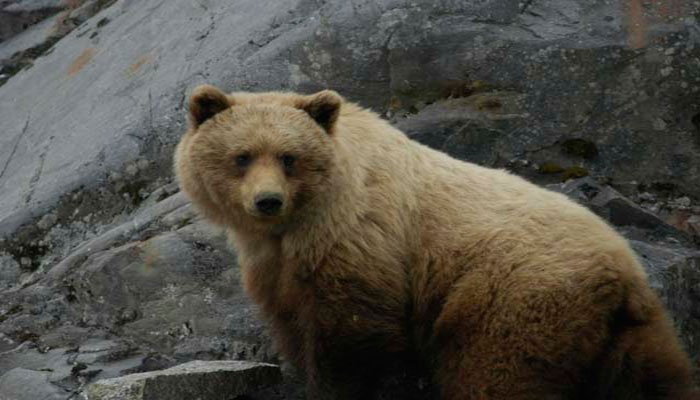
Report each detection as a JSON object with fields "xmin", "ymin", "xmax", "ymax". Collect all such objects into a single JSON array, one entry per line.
[{"xmin": 0, "ymin": 0, "xmax": 699, "ymax": 398}]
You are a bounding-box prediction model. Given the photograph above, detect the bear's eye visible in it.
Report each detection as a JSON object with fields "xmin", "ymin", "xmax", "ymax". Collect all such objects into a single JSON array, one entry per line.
[
  {"xmin": 235, "ymin": 153, "xmax": 252, "ymax": 168},
  {"xmin": 280, "ymin": 154, "xmax": 296, "ymax": 168}
]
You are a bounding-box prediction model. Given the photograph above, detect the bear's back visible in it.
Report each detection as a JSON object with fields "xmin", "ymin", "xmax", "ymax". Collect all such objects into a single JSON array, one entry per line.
[{"xmin": 333, "ymin": 103, "xmax": 648, "ymax": 291}]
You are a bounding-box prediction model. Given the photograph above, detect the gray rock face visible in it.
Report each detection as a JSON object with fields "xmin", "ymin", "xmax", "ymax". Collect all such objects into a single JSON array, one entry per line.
[
  {"xmin": 0, "ymin": 12, "xmax": 60, "ymax": 61},
  {"xmin": 0, "ymin": 0, "xmax": 698, "ymax": 398},
  {"xmin": 3, "ymin": 0, "xmax": 64, "ymax": 13},
  {"xmin": 632, "ymin": 241, "xmax": 700, "ymax": 362},
  {"xmin": 0, "ymin": 367, "xmax": 68, "ymax": 400},
  {"xmin": 0, "ymin": 0, "xmax": 118, "ymax": 86},
  {"xmin": 86, "ymin": 360, "xmax": 281, "ymax": 400},
  {"xmin": 0, "ymin": 336, "xmax": 167, "ymax": 394},
  {"xmin": 0, "ymin": 255, "xmax": 20, "ymax": 288},
  {"xmin": 0, "ymin": 182, "xmax": 278, "ymax": 398},
  {"xmin": 1, "ymin": 0, "xmax": 699, "ymax": 240},
  {"xmin": 387, "ymin": 7, "xmax": 699, "ymax": 199},
  {"xmin": 0, "ymin": 0, "xmax": 64, "ymax": 42},
  {"xmin": 0, "ymin": 1, "xmax": 117, "ymax": 46},
  {"xmin": 0, "ymin": 0, "xmax": 304, "ymax": 238}
]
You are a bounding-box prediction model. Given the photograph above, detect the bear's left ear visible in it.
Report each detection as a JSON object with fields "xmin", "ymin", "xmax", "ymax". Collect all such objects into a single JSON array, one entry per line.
[
  {"xmin": 189, "ymin": 84, "xmax": 232, "ymax": 129},
  {"xmin": 297, "ymin": 90, "xmax": 342, "ymax": 134}
]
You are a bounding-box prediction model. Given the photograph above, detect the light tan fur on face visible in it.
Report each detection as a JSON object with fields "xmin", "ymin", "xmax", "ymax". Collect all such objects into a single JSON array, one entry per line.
[
  {"xmin": 175, "ymin": 87, "xmax": 336, "ymax": 234},
  {"xmin": 174, "ymin": 85, "xmax": 696, "ymax": 400}
]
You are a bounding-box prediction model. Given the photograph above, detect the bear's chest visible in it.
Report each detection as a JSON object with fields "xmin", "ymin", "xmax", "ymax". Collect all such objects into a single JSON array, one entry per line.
[{"xmin": 239, "ymin": 233, "xmax": 411, "ymax": 350}]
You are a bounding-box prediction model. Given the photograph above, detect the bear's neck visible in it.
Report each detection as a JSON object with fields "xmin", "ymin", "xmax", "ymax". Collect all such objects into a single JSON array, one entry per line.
[{"xmin": 282, "ymin": 150, "xmax": 366, "ymax": 268}]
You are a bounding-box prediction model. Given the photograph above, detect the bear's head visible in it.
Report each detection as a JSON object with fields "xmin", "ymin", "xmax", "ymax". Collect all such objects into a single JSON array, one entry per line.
[{"xmin": 175, "ymin": 84, "xmax": 342, "ymax": 233}]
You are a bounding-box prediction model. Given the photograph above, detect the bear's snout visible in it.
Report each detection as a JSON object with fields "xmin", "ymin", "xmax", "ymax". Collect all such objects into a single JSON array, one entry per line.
[{"xmin": 254, "ymin": 192, "xmax": 284, "ymax": 216}]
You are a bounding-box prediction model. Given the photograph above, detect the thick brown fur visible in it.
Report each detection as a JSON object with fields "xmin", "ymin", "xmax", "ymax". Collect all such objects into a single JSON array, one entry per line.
[{"xmin": 174, "ymin": 85, "xmax": 696, "ymax": 400}]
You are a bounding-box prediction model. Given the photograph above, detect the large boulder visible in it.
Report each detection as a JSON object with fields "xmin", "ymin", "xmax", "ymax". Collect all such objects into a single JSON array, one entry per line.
[{"xmin": 86, "ymin": 360, "xmax": 281, "ymax": 400}]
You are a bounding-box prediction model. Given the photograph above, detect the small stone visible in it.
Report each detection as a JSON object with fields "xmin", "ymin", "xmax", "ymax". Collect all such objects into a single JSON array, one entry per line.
[
  {"xmin": 125, "ymin": 164, "xmax": 139, "ymax": 177},
  {"xmin": 412, "ymin": 101, "xmax": 427, "ymax": 112},
  {"xmin": 80, "ymin": 339, "xmax": 119, "ymax": 354},
  {"xmin": 149, "ymin": 188, "xmax": 167, "ymax": 202},
  {"xmin": 638, "ymin": 192, "xmax": 656, "ymax": 203},
  {"xmin": 19, "ymin": 257, "xmax": 33, "ymax": 269},
  {"xmin": 37, "ymin": 213, "xmax": 58, "ymax": 230},
  {"xmin": 660, "ymin": 67, "xmax": 673, "ymax": 77},
  {"xmin": 163, "ymin": 182, "xmax": 180, "ymax": 196},
  {"xmin": 671, "ymin": 196, "xmax": 691, "ymax": 209},
  {"xmin": 687, "ymin": 215, "xmax": 700, "ymax": 235},
  {"xmin": 0, "ymin": 255, "xmax": 20, "ymax": 285},
  {"xmin": 116, "ymin": 308, "xmax": 139, "ymax": 325},
  {"xmin": 109, "ymin": 172, "xmax": 123, "ymax": 182},
  {"xmin": 137, "ymin": 159, "xmax": 150, "ymax": 171},
  {"xmin": 647, "ymin": 203, "xmax": 661, "ymax": 214},
  {"xmin": 652, "ymin": 118, "xmax": 667, "ymax": 131}
]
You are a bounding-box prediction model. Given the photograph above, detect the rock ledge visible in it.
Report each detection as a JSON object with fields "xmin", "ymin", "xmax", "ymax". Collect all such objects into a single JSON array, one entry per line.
[{"xmin": 85, "ymin": 360, "xmax": 281, "ymax": 400}]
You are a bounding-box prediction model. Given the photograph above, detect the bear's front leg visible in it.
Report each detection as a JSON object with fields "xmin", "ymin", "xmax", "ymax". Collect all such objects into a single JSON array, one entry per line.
[
  {"xmin": 297, "ymin": 254, "xmax": 410, "ymax": 399},
  {"xmin": 304, "ymin": 341, "xmax": 383, "ymax": 400},
  {"xmin": 300, "ymin": 300, "xmax": 400, "ymax": 400}
]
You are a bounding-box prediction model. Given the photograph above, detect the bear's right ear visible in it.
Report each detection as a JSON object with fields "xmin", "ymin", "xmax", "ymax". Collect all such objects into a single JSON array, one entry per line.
[
  {"xmin": 297, "ymin": 90, "xmax": 342, "ymax": 134},
  {"xmin": 189, "ymin": 84, "xmax": 231, "ymax": 128}
]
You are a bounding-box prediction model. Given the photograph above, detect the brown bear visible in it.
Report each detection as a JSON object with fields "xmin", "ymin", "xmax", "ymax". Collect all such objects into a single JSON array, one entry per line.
[{"xmin": 174, "ymin": 84, "xmax": 696, "ymax": 399}]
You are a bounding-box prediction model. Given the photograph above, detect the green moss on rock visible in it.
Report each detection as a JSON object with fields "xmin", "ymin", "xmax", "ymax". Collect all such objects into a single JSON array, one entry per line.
[
  {"xmin": 538, "ymin": 162, "xmax": 565, "ymax": 174},
  {"xmin": 562, "ymin": 166, "xmax": 589, "ymax": 181}
]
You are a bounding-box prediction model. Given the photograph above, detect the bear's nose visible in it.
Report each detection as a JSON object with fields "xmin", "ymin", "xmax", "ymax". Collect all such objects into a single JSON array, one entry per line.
[{"xmin": 255, "ymin": 193, "xmax": 284, "ymax": 216}]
